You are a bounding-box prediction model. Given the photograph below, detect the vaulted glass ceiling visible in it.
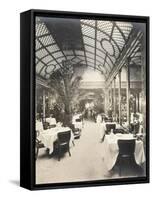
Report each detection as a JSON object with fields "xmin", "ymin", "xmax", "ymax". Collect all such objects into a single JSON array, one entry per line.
[{"xmin": 35, "ymin": 17, "xmax": 142, "ymax": 81}]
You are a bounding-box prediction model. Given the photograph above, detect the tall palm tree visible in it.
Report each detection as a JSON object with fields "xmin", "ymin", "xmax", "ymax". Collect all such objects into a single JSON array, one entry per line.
[{"xmin": 48, "ymin": 65, "xmax": 82, "ymax": 125}]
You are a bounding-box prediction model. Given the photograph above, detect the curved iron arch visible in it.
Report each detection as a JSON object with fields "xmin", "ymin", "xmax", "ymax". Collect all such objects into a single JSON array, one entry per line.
[{"xmin": 81, "ymin": 22, "xmax": 122, "ymax": 53}]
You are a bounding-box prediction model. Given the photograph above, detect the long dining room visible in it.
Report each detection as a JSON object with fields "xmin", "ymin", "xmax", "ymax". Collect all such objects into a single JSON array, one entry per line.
[{"xmin": 35, "ymin": 15, "xmax": 147, "ymax": 184}]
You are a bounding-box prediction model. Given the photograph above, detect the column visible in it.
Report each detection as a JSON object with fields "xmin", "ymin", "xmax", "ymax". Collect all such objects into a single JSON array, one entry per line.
[
  {"xmin": 42, "ymin": 89, "xmax": 46, "ymax": 122},
  {"xmin": 118, "ymin": 69, "xmax": 121, "ymax": 124},
  {"xmin": 126, "ymin": 58, "xmax": 130, "ymax": 125},
  {"xmin": 113, "ymin": 77, "xmax": 116, "ymax": 120},
  {"xmin": 111, "ymin": 81, "xmax": 113, "ymax": 112},
  {"xmin": 141, "ymin": 32, "xmax": 146, "ymax": 131},
  {"xmin": 104, "ymin": 88, "xmax": 109, "ymax": 114},
  {"xmin": 137, "ymin": 92, "xmax": 140, "ymax": 112}
]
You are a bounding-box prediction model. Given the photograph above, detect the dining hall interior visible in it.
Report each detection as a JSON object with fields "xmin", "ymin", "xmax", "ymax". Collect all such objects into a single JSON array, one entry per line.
[{"xmin": 35, "ymin": 16, "xmax": 146, "ymax": 184}]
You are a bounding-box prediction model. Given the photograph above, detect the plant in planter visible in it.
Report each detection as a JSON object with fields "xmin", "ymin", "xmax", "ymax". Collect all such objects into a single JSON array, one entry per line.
[{"xmin": 48, "ymin": 62, "xmax": 82, "ymax": 126}]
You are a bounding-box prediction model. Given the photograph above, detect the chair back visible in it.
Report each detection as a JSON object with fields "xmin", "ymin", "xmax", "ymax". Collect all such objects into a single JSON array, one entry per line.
[
  {"xmin": 113, "ymin": 128, "xmax": 125, "ymax": 134},
  {"xmin": 57, "ymin": 130, "xmax": 71, "ymax": 144},
  {"xmin": 106, "ymin": 123, "xmax": 116, "ymax": 133},
  {"xmin": 118, "ymin": 139, "xmax": 135, "ymax": 156},
  {"xmin": 105, "ymin": 118, "xmax": 112, "ymax": 122},
  {"xmin": 76, "ymin": 118, "xmax": 81, "ymax": 122},
  {"xmin": 50, "ymin": 124, "xmax": 56, "ymax": 128}
]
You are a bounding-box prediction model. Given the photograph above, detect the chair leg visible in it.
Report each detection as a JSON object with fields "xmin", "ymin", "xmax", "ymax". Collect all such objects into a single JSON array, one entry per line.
[
  {"xmin": 72, "ymin": 141, "xmax": 75, "ymax": 146},
  {"xmin": 118, "ymin": 159, "xmax": 122, "ymax": 176},
  {"xmin": 58, "ymin": 147, "xmax": 61, "ymax": 161},
  {"xmin": 68, "ymin": 146, "xmax": 71, "ymax": 157},
  {"xmin": 36, "ymin": 147, "xmax": 39, "ymax": 160},
  {"xmin": 68, "ymin": 150, "xmax": 71, "ymax": 156},
  {"xmin": 119, "ymin": 165, "xmax": 122, "ymax": 176}
]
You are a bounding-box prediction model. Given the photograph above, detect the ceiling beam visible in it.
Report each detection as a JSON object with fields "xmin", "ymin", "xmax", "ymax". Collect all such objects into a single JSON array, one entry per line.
[
  {"xmin": 36, "ymin": 56, "xmax": 51, "ymax": 75},
  {"xmin": 81, "ymin": 22, "xmax": 121, "ymax": 53},
  {"xmin": 80, "ymin": 23, "xmax": 88, "ymax": 67},
  {"xmin": 94, "ymin": 20, "xmax": 98, "ymax": 70},
  {"xmin": 37, "ymin": 37, "xmax": 63, "ymax": 69},
  {"xmin": 115, "ymin": 23, "xmax": 127, "ymax": 42},
  {"xmin": 106, "ymin": 29, "xmax": 143, "ymax": 87},
  {"xmin": 36, "ymin": 42, "xmax": 56, "ymax": 52},
  {"xmin": 102, "ymin": 22, "xmax": 115, "ymax": 75},
  {"xmin": 82, "ymin": 35, "xmax": 114, "ymax": 65}
]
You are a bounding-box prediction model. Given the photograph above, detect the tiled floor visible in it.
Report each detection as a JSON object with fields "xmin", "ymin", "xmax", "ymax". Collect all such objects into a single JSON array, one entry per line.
[{"xmin": 36, "ymin": 120, "xmax": 144, "ymax": 184}]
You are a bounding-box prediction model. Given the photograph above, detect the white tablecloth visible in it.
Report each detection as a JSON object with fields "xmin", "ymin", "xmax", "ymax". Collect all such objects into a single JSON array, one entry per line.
[
  {"xmin": 46, "ymin": 117, "xmax": 56, "ymax": 125},
  {"xmin": 38, "ymin": 127, "xmax": 74, "ymax": 154},
  {"xmin": 72, "ymin": 114, "xmax": 83, "ymax": 129},
  {"xmin": 102, "ymin": 134, "xmax": 145, "ymax": 171},
  {"xmin": 98, "ymin": 122, "xmax": 121, "ymax": 139}
]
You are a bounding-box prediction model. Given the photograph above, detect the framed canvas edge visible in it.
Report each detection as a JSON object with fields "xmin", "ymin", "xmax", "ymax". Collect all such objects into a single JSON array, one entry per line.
[{"xmin": 20, "ymin": 9, "xmax": 150, "ymax": 190}]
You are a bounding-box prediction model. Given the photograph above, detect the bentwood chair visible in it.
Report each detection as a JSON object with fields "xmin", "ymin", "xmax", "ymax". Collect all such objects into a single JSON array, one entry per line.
[
  {"xmin": 117, "ymin": 139, "xmax": 136, "ymax": 176},
  {"xmin": 70, "ymin": 124, "xmax": 81, "ymax": 139},
  {"xmin": 105, "ymin": 124, "xmax": 116, "ymax": 134},
  {"xmin": 56, "ymin": 130, "xmax": 71, "ymax": 161},
  {"xmin": 35, "ymin": 131, "xmax": 45, "ymax": 160},
  {"xmin": 131, "ymin": 122, "xmax": 140, "ymax": 134},
  {"xmin": 113, "ymin": 128, "xmax": 125, "ymax": 134}
]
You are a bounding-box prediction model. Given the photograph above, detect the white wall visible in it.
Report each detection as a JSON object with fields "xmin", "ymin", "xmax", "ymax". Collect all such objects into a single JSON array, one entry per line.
[{"xmin": 0, "ymin": 0, "xmax": 152, "ymax": 198}]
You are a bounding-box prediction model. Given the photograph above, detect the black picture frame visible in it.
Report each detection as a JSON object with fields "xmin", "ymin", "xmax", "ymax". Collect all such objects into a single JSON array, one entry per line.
[{"xmin": 20, "ymin": 9, "xmax": 150, "ymax": 190}]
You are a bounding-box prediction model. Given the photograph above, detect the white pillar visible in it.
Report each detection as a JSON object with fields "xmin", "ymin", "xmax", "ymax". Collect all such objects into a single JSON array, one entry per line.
[
  {"xmin": 118, "ymin": 69, "xmax": 122, "ymax": 124},
  {"xmin": 126, "ymin": 59, "xmax": 130, "ymax": 125},
  {"xmin": 43, "ymin": 89, "xmax": 46, "ymax": 121},
  {"xmin": 113, "ymin": 77, "xmax": 116, "ymax": 120}
]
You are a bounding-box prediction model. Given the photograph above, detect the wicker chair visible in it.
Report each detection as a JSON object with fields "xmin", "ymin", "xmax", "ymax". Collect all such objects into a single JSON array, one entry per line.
[
  {"xmin": 55, "ymin": 130, "xmax": 71, "ymax": 161},
  {"xmin": 117, "ymin": 139, "xmax": 136, "ymax": 176}
]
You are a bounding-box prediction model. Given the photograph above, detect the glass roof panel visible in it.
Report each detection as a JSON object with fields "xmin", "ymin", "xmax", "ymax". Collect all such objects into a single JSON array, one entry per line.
[
  {"xmin": 48, "ymin": 60, "xmax": 58, "ymax": 66},
  {"xmin": 56, "ymin": 57, "xmax": 65, "ymax": 63},
  {"xmin": 45, "ymin": 64, "xmax": 55, "ymax": 73},
  {"xmin": 39, "ymin": 35, "xmax": 55, "ymax": 46},
  {"xmin": 81, "ymin": 19, "xmax": 95, "ymax": 27},
  {"xmin": 96, "ymin": 55, "xmax": 104, "ymax": 64},
  {"xmin": 97, "ymin": 21, "xmax": 113, "ymax": 36},
  {"xmin": 97, "ymin": 30, "xmax": 109, "ymax": 41},
  {"xmin": 35, "ymin": 17, "xmax": 140, "ymax": 81},
  {"xmin": 86, "ymin": 57, "xmax": 94, "ymax": 63},
  {"xmin": 84, "ymin": 45, "xmax": 94, "ymax": 53},
  {"xmin": 41, "ymin": 55, "xmax": 52, "ymax": 63},
  {"xmin": 35, "ymin": 40, "xmax": 42, "ymax": 50},
  {"xmin": 52, "ymin": 51, "xmax": 64, "ymax": 59},
  {"xmin": 46, "ymin": 44, "xmax": 59, "ymax": 53},
  {"xmin": 96, "ymin": 48, "xmax": 107, "ymax": 60},
  {"xmin": 35, "ymin": 22, "xmax": 49, "ymax": 37},
  {"xmin": 81, "ymin": 24, "xmax": 95, "ymax": 38},
  {"xmin": 112, "ymin": 27, "xmax": 125, "ymax": 49},
  {"xmin": 72, "ymin": 57, "xmax": 82, "ymax": 63},
  {"xmin": 116, "ymin": 22, "xmax": 133, "ymax": 39},
  {"xmin": 36, "ymin": 62, "xmax": 44, "ymax": 74},
  {"xmin": 75, "ymin": 50, "xmax": 85, "ymax": 56},
  {"xmin": 36, "ymin": 49, "xmax": 48, "ymax": 59},
  {"xmin": 63, "ymin": 50, "xmax": 74, "ymax": 56},
  {"xmin": 66, "ymin": 55, "xmax": 75, "ymax": 60},
  {"xmin": 86, "ymin": 51, "xmax": 94, "ymax": 58},
  {"xmin": 83, "ymin": 36, "xmax": 95, "ymax": 46}
]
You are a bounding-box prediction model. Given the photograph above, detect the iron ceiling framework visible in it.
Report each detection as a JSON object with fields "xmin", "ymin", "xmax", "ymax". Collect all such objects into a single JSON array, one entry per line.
[{"xmin": 35, "ymin": 17, "xmax": 143, "ymax": 81}]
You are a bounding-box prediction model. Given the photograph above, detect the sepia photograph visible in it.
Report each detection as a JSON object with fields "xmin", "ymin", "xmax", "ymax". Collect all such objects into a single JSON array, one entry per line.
[{"xmin": 34, "ymin": 13, "xmax": 148, "ymax": 186}]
